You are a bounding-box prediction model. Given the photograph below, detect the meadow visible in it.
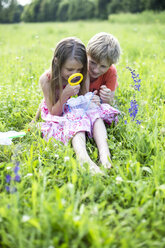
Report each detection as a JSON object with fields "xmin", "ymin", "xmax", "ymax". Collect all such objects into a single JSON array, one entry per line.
[{"xmin": 0, "ymin": 12, "xmax": 165, "ymax": 248}]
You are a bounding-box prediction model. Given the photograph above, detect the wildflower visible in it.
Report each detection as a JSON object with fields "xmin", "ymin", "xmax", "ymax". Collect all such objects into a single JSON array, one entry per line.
[
  {"xmin": 64, "ymin": 156, "xmax": 70, "ymax": 162},
  {"xmin": 124, "ymin": 120, "xmax": 127, "ymax": 124},
  {"xmin": 14, "ymin": 165, "xmax": 20, "ymax": 174},
  {"xmin": 24, "ymin": 173, "xmax": 33, "ymax": 178},
  {"xmin": 14, "ymin": 174, "xmax": 21, "ymax": 182},
  {"xmin": 129, "ymin": 100, "xmax": 138, "ymax": 120},
  {"xmin": 73, "ymin": 216, "xmax": 81, "ymax": 221},
  {"xmin": 5, "ymin": 163, "xmax": 21, "ymax": 194},
  {"xmin": 5, "ymin": 185, "xmax": 10, "ymax": 192},
  {"xmin": 116, "ymin": 176, "xmax": 123, "ymax": 184},
  {"xmin": 136, "ymin": 120, "xmax": 141, "ymax": 125},
  {"xmin": 67, "ymin": 183, "xmax": 74, "ymax": 190},
  {"xmin": 54, "ymin": 154, "xmax": 59, "ymax": 159},
  {"xmin": 6, "ymin": 175, "xmax": 11, "ymax": 183},
  {"xmin": 22, "ymin": 215, "xmax": 30, "ymax": 222},
  {"xmin": 126, "ymin": 66, "xmax": 142, "ymax": 124}
]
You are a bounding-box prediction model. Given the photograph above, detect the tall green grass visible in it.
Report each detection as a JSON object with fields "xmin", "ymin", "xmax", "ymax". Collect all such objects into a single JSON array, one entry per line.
[
  {"xmin": 109, "ymin": 10, "xmax": 165, "ymax": 24},
  {"xmin": 0, "ymin": 17, "xmax": 165, "ymax": 248}
]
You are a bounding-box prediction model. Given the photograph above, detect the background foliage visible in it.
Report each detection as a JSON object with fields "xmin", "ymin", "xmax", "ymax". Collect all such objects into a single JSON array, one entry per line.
[
  {"xmin": 0, "ymin": 0, "xmax": 165, "ymax": 23},
  {"xmin": 0, "ymin": 13, "xmax": 165, "ymax": 247}
]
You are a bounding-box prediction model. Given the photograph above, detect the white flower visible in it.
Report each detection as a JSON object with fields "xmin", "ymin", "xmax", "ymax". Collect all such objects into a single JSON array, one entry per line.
[
  {"xmin": 73, "ymin": 216, "xmax": 81, "ymax": 221},
  {"xmin": 24, "ymin": 173, "xmax": 33, "ymax": 178},
  {"xmin": 22, "ymin": 215, "xmax": 30, "ymax": 222},
  {"xmin": 67, "ymin": 183, "xmax": 74, "ymax": 190},
  {"xmin": 64, "ymin": 156, "xmax": 70, "ymax": 162},
  {"xmin": 6, "ymin": 166, "xmax": 11, "ymax": 170},
  {"xmin": 116, "ymin": 176, "xmax": 123, "ymax": 184},
  {"xmin": 54, "ymin": 154, "xmax": 59, "ymax": 159}
]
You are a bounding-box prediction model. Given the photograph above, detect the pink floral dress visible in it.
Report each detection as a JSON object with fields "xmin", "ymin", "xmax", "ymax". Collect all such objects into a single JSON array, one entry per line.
[
  {"xmin": 40, "ymin": 100, "xmax": 91, "ymax": 145},
  {"xmin": 40, "ymin": 93, "xmax": 120, "ymax": 145}
]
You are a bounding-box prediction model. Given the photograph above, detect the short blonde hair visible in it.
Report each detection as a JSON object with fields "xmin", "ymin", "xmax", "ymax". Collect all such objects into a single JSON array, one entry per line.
[{"xmin": 87, "ymin": 32, "xmax": 121, "ymax": 65}]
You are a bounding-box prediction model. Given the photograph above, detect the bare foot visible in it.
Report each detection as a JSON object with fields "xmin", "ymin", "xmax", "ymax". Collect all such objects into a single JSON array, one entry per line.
[
  {"xmin": 100, "ymin": 155, "xmax": 112, "ymax": 169},
  {"xmin": 78, "ymin": 155, "xmax": 103, "ymax": 174}
]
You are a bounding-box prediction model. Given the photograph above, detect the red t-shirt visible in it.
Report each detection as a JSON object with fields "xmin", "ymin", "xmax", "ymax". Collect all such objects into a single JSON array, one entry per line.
[{"xmin": 89, "ymin": 64, "xmax": 118, "ymax": 92}]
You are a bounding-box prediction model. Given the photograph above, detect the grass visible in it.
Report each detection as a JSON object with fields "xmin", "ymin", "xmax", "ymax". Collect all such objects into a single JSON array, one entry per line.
[
  {"xmin": 108, "ymin": 10, "xmax": 165, "ymax": 24},
  {"xmin": 0, "ymin": 14, "xmax": 165, "ymax": 248}
]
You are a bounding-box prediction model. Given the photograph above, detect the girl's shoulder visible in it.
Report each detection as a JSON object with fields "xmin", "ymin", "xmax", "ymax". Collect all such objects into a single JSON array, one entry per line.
[{"xmin": 39, "ymin": 69, "xmax": 51, "ymax": 90}]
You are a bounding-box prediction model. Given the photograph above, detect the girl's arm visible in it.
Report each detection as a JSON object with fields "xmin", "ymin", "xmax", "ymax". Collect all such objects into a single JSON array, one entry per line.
[
  {"xmin": 35, "ymin": 106, "xmax": 41, "ymax": 120},
  {"xmin": 40, "ymin": 72, "xmax": 80, "ymax": 116}
]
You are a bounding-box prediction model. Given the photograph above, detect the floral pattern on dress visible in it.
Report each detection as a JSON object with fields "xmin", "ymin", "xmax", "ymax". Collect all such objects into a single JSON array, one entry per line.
[
  {"xmin": 40, "ymin": 98, "xmax": 120, "ymax": 144},
  {"xmin": 40, "ymin": 100, "xmax": 91, "ymax": 145}
]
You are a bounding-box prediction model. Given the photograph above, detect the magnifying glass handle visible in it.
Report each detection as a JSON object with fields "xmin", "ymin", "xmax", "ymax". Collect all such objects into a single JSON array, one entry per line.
[{"xmin": 71, "ymin": 94, "xmax": 78, "ymax": 98}]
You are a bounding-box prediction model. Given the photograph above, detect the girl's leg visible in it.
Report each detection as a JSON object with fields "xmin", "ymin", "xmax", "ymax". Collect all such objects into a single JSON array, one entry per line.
[
  {"xmin": 93, "ymin": 118, "xmax": 112, "ymax": 169},
  {"xmin": 72, "ymin": 131, "xmax": 102, "ymax": 174}
]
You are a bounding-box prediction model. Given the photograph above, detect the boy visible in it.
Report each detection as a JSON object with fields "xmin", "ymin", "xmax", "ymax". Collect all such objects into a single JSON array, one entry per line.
[{"xmin": 86, "ymin": 32, "xmax": 121, "ymax": 105}]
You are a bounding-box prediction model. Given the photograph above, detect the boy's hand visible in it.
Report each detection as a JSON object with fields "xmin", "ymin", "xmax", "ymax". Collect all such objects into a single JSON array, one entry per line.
[
  {"xmin": 99, "ymin": 85, "xmax": 114, "ymax": 104},
  {"xmin": 91, "ymin": 90, "xmax": 101, "ymax": 106}
]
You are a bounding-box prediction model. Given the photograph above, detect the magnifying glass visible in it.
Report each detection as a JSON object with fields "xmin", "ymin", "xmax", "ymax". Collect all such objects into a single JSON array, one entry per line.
[
  {"xmin": 68, "ymin": 73, "xmax": 83, "ymax": 86},
  {"xmin": 68, "ymin": 73, "xmax": 83, "ymax": 98}
]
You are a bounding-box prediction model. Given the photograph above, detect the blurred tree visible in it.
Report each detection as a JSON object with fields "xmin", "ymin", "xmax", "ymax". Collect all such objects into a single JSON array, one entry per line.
[
  {"xmin": 96, "ymin": 0, "xmax": 110, "ymax": 19},
  {"xmin": 0, "ymin": 0, "xmax": 23, "ymax": 23},
  {"xmin": 57, "ymin": 0, "xmax": 69, "ymax": 21},
  {"xmin": 1, "ymin": 0, "xmax": 165, "ymax": 23},
  {"xmin": 67, "ymin": 0, "xmax": 96, "ymax": 20}
]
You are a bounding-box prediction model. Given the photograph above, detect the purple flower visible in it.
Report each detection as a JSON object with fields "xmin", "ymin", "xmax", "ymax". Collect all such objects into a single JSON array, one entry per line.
[
  {"xmin": 129, "ymin": 100, "xmax": 139, "ymax": 120},
  {"xmin": 136, "ymin": 120, "xmax": 141, "ymax": 124},
  {"xmin": 124, "ymin": 120, "xmax": 127, "ymax": 124},
  {"xmin": 14, "ymin": 174, "xmax": 21, "ymax": 182},
  {"xmin": 134, "ymin": 84, "xmax": 141, "ymax": 91},
  {"xmin": 5, "ymin": 186, "xmax": 10, "ymax": 192},
  {"xmin": 6, "ymin": 175, "xmax": 11, "ymax": 184},
  {"xmin": 14, "ymin": 165, "xmax": 20, "ymax": 174}
]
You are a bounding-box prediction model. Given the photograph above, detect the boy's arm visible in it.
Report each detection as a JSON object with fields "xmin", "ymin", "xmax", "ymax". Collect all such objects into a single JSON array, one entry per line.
[{"xmin": 99, "ymin": 65, "xmax": 118, "ymax": 104}]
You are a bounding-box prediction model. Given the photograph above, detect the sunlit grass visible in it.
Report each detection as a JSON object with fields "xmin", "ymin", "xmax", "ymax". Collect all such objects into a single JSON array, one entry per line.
[{"xmin": 0, "ymin": 18, "xmax": 165, "ymax": 248}]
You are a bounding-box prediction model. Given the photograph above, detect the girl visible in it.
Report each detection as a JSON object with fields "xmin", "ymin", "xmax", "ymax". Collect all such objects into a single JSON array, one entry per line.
[{"xmin": 39, "ymin": 37, "xmax": 103, "ymax": 174}]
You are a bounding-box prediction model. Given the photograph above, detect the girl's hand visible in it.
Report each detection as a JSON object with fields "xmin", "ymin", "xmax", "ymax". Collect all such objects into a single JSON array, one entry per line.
[
  {"xmin": 62, "ymin": 84, "xmax": 80, "ymax": 100},
  {"xmin": 91, "ymin": 90, "xmax": 101, "ymax": 106},
  {"xmin": 99, "ymin": 85, "xmax": 114, "ymax": 104}
]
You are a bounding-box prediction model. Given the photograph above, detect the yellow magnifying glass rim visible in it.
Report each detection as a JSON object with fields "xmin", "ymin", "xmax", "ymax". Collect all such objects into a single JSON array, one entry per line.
[{"xmin": 68, "ymin": 73, "xmax": 83, "ymax": 86}]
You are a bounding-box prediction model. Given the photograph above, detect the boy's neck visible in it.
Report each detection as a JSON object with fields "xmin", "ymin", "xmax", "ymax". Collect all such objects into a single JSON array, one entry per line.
[{"xmin": 90, "ymin": 76, "xmax": 98, "ymax": 82}]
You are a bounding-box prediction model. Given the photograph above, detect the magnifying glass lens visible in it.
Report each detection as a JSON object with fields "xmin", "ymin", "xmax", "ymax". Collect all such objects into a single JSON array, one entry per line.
[
  {"xmin": 70, "ymin": 76, "xmax": 81, "ymax": 84},
  {"xmin": 68, "ymin": 73, "xmax": 83, "ymax": 86}
]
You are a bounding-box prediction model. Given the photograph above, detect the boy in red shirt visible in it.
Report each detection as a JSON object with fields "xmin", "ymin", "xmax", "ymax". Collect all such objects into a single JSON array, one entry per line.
[
  {"xmin": 73, "ymin": 32, "xmax": 121, "ymax": 171},
  {"xmin": 86, "ymin": 32, "xmax": 121, "ymax": 105}
]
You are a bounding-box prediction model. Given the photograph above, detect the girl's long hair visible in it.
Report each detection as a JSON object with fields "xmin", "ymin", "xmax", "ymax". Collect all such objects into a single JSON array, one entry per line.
[{"xmin": 49, "ymin": 37, "xmax": 87, "ymax": 106}]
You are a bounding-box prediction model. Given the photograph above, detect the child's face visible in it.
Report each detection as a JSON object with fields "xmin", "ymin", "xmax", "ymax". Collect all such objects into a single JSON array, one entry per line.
[
  {"xmin": 88, "ymin": 56, "xmax": 110, "ymax": 79},
  {"xmin": 61, "ymin": 58, "xmax": 83, "ymax": 81}
]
